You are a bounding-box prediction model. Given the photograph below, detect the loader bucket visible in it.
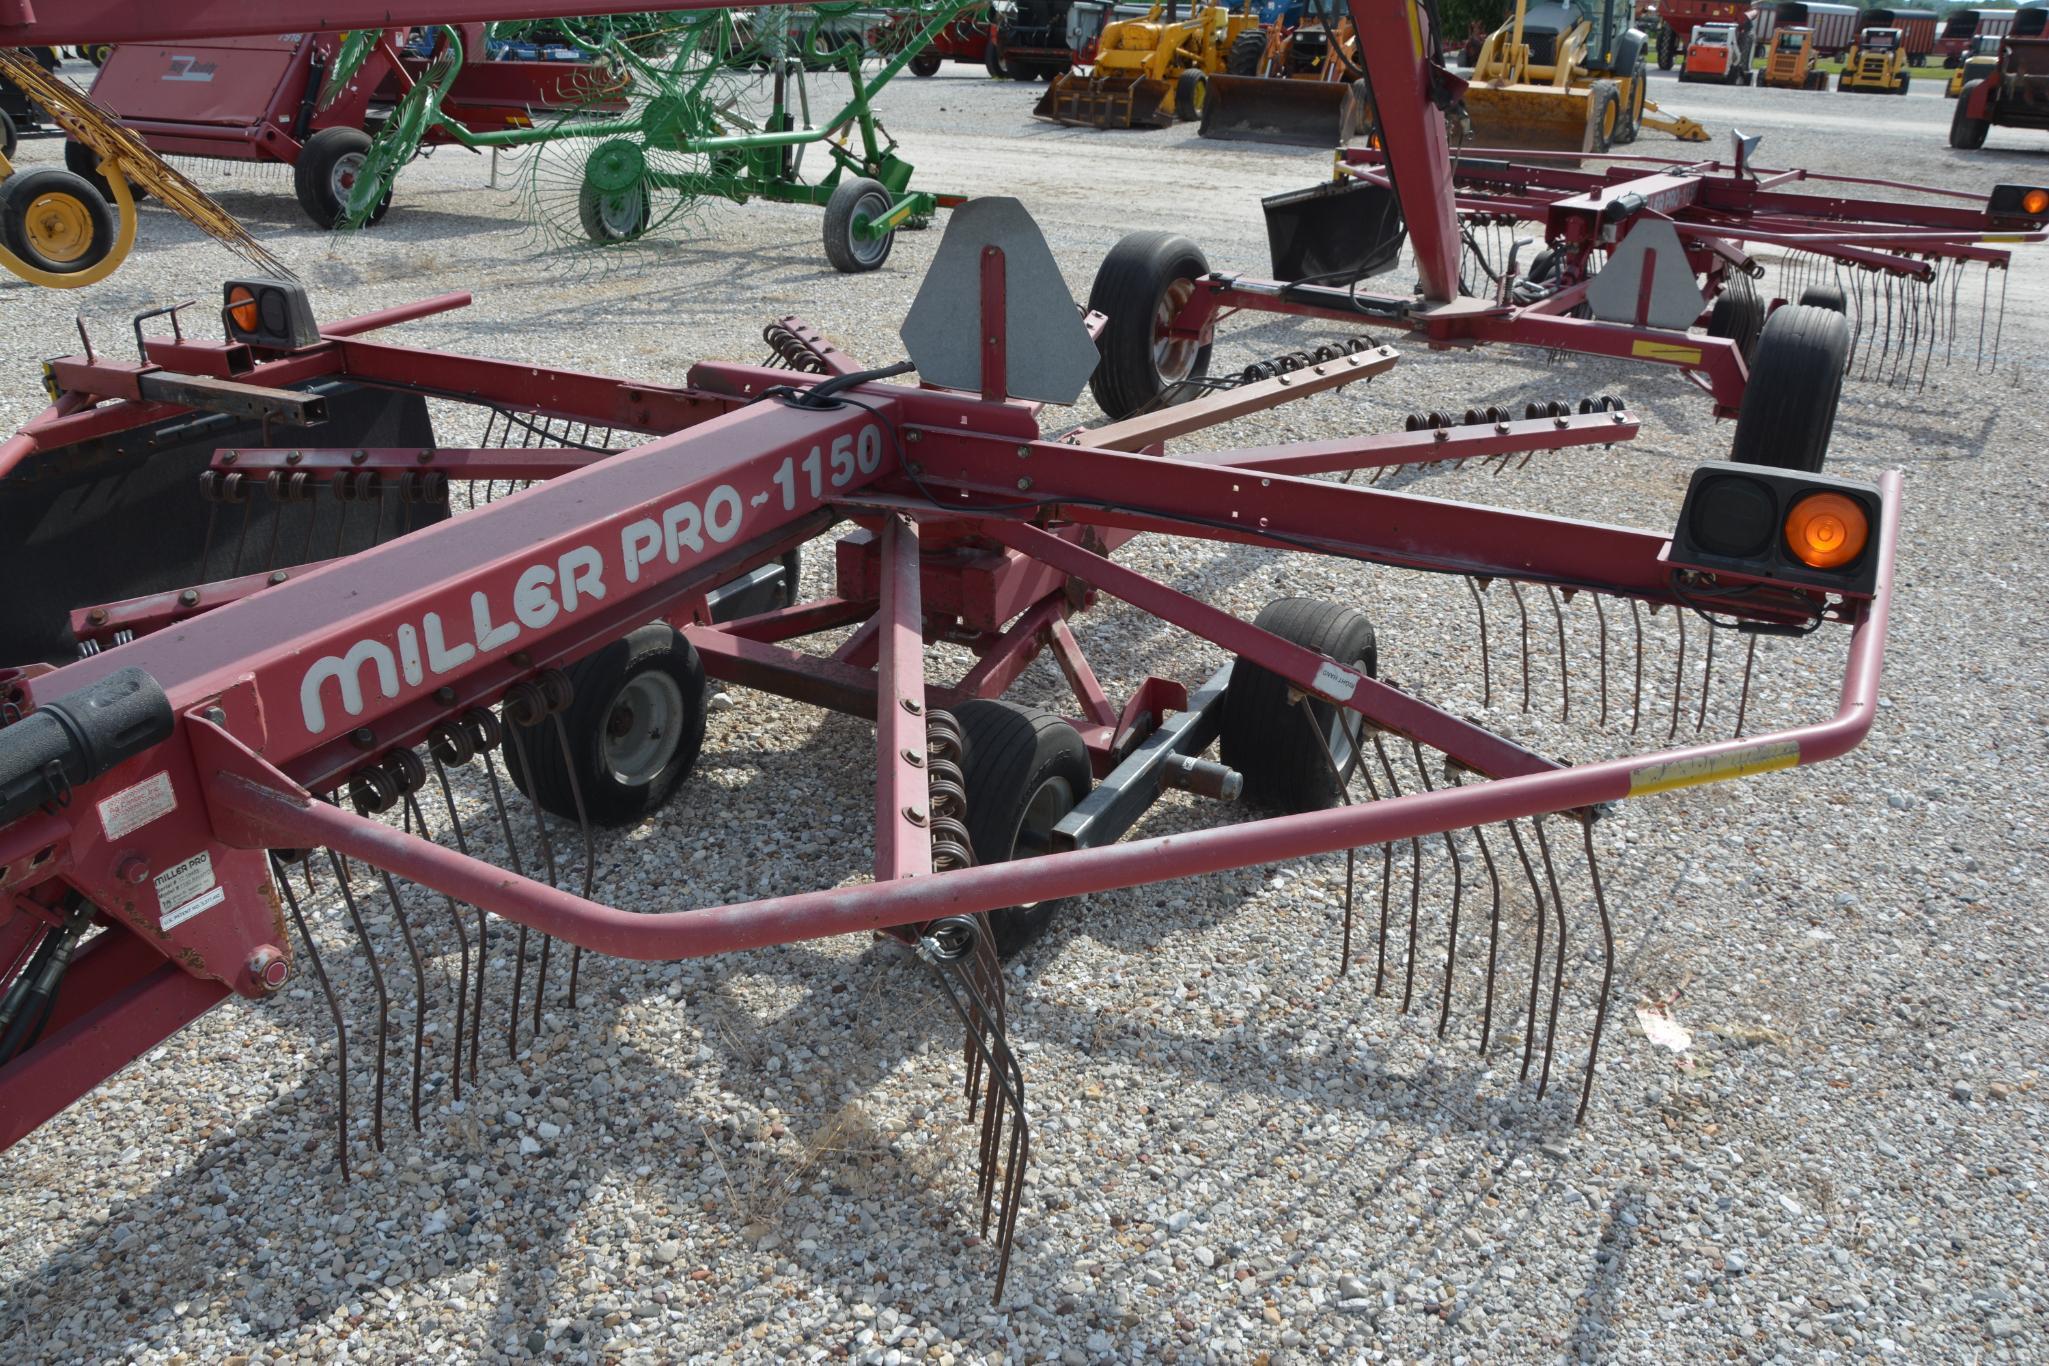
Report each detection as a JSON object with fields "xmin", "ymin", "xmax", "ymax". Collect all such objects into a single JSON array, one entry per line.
[
  {"xmin": 1264, "ymin": 179, "xmax": 1406, "ymax": 284},
  {"xmin": 1032, "ymin": 72, "xmax": 1172, "ymax": 129},
  {"xmin": 1198, "ymin": 75, "xmax": 1350, "ymax": 147},
  {"xmin": 1460, "ymin": 83, "xmax": 1596, "ymax": 155},
  {"xmin": 0, "ymin": 385, "xmax": 440, "ymax": 666}
]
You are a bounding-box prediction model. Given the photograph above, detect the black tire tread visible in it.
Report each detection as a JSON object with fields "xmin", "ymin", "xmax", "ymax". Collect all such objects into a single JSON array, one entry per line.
[
  {"xmin": 294, "ymin": 126, "xmax": 373, "ymax": 229},
  {"xmin": 1219, "ymin": 598, "xmax": 1378, "ymax": 814},
  {"xmin": 951, "ymin": 699, "xmax": 1092, "ymax": 957},
  {"xmin": 822, "ymin": 175, "xmax": 894, "ymax": 273},
  {"xmin": 1085, "ymin": 230, "xmax": 1212, "ymax": 419},
  {"xmin": 0, "ymin": 167, "xmax": 118, "ymax": 274},
  {"xmin": 1730, "ymin": 304, "xmax": 1851, "ymax": 472}
]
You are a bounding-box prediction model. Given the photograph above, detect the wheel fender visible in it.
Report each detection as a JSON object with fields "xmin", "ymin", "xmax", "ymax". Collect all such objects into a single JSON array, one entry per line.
[{"xmin": 1961, "ymin": 77, "xmax": 1992, "ymax": 120}]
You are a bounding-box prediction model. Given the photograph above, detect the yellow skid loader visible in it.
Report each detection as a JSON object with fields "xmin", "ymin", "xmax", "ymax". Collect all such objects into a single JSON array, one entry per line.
[
  {"xmin": 1199, "ymin": 1, "xmax": 1362, "ymax": 146},
  {"xmin": 1464, "ymin": 0, "xmax": 1709, "ymax": 156},
  {"xmin": 1034, "ymin": 1, "xmax": 1260, "ymax": 129}
]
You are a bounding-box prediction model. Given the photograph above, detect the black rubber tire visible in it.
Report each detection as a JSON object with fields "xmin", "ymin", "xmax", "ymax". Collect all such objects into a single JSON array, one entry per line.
[
  {"xmin": 0, "ymin": 168, "xmax": 118, "ymax": 275},
  {"xmin": 1586, "ymin": 80, "xmax": 1620, "ymax": 153},
  {"xmin": 1730, "ymin": 304, "xmax": 1851, "ymax": 472},
  {"xmin": 985, "ymin": 44, "xmax": 1007, "ymax": 78},
  {"xmin": 577, "ymin": 179, "xmax": 651, "ymax": 243},
  {"xmin": 951, "ymin": 699, "xmax": 1092, "ymax": 958},
  {"xmin": 62, "ymin": 138, "xmax": 148, "ymax": 205},
  {"xmin": 1173, "ymin": 69, "xmax": 1207, "ymax": 122},
  {"xmin": 1706, "ymin": 272, "xmax": 1765, "ymax": 362},
  {"xmin": 294, "ymin": 126, "xmax": 381, "ymax": 229},
  {"xmin": 1799, "ymin": 283, "xmax": 1847, "ymax": 314},
  {"xmin": 1086, "ymin": 230, "xmax": 1213, "ymax": 419},
  {"xmin": 1950, "ymin": 81, "xmax": 1990, "ymax": 148},
  {"xmin": 1219, "ymin": 598, "xmax": 1378, "ymax": 814},
  {"xmin": 0, "ymin": 108, "xmax": 15, "ymax": 162},
  {"xmin": 1226, "ymin": 28, "xmax": 1267, "ymax": 76},
  {"xmin": 1657, "ymin": 28, "xmax": 1676, "ymax": 70},
  {"xmin": 1615, "ymin": 61, "xmax": 1647, "ymax": 145},
  {"xmin": 910, "ymin": 50, "xmax": 943, "ymax": 77},
  {"xmin": 503, "ymin": 623, "xmax": 708, "ymax": 827},
  {"xmin": 822, "ymin": 175, "xmax": 895, "ymax": 273}
]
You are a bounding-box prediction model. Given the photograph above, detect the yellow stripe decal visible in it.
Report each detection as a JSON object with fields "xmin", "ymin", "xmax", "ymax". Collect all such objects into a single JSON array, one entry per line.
[
  {"xmin": 1631, "ymin": 340, "xmax": 1704, "ymax": 365},
  {"xmin": 1628, "ymin": 739, "xmax": 1800, "ymax": 797}
]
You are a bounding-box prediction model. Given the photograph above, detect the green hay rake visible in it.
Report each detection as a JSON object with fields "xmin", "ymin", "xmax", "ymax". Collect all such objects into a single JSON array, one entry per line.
[{"xmin": 339, "ymin": 4, "xmax": 974, "ymax": 271}]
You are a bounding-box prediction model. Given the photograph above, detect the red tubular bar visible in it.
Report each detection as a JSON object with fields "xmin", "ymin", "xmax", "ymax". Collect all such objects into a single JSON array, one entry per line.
[
  {"xmin": 873, "ymin": 516, "xmax": 933, "ymax": 883},
  {"xmin": 198, "ymin": 468, "xmax": 1898, "ymax": 961}
]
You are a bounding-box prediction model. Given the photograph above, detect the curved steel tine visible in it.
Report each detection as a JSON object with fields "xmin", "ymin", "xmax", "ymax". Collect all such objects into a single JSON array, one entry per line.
[
  {"xmin": 1629, "ymin": 599, "xmax": 1645, "ymax": 734},
  {"xmin": 1376, "ymin": 736, "xmax": 1422, "ymax": 1013},
  {"xmin": 502, "ymin": 723, "xmax": 560, "ymax": 1040},
  {"xmin": 329, "ymin": 848, "xmax": 390, "ymax": 1151},
  {"xmin": 1667, "ymin": 610, "xmax": 1687, "ymax": 744},
  {"xmin": 1466, "ymin": 578, "xmax": 1492, "ymax": 709},
  {"xmin": 549, "ymin": 710, "xmax": 596, "ymax": 1009},
  {"xmin": 373, "ymin": 863, "xmax": 430, "ymax": 1132},
  {"xmin": 1297, "ymin": 698, "xmax": 1358, "ymax": 975},
  {"xmin": 1353, "ymin": 750, "xmax": 1391, "ymax": 994},
  {"xmin": 405, "ymin": 789, "xmax": 468, "ymax": 1100},
  {"xmin": 1976, "ymin": 262, "xmax": 1989, "ymax": 371},
  {"xmin": 1695, "ymin": 620, "xmax": 1716, "ymax": 733},
  {"xmin": 1547, "ymin": 587, "xmax": 1570, "ymax": 723},
  {"xmin": 1508, "ymin": 581, "xmax": 1532, "ymax": 713},
  {"xmin": 925, "ymin": 936, "xmax": 1029, "ymax": 1303},
  {"xmin": 1577, "ymin": 818, "xmax": 1616, "ymax": 1125},
  {"xmin": 1992, "ymin": 265, "xmax": 2009, "ymax": 370},
  {"xmin": 276, "ymin": 854, "xmax": 349, "ymax": 1180},
  {"xmin": 1733, "ymin": 631, "xmax": 1759, "ymax": 739},
  {"xmin": 430, "ymin": 751, "xmax": 486, "ymax": 1086},
  {"xmin": 1505, "ymin": 818, "xmax": 1546, "ymax": 1082},
  {"xmin": 1592, "ymin": 594, "xmax": 1609, "ymax": 727},
  {"xmin": 477, "ymin": 748, "xmax": 529, "ymax": 1058},
  {"xmin": 1473, "ymin": 815, "xmax": 1503, "ymax": 1055},
  {"xmin": 1532, "ymin": 818, "xmax": 1571, "ymax": 1102},
  {"xmin": 1436, "ymin": 813, "xmax": 1464, "ymax": 1041}
]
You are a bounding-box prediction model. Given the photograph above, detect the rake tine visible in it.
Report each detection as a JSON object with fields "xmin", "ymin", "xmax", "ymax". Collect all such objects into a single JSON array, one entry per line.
[
  {"xmin": 1976, "ymin": 262, "xmax": 1989, "ymax": 372},
  {"xmin": 1695, "ymin": 620, "xmax": 1716, "ymax": 734},
  {"xmin": 329, "ymin": 848, "xmax": 390, "ymax": 1152},
  {"xmin": 1354, "ymin": 750, "xmax": 1392, "ymax": 994},
  {"xmin": 431, "ymin": 743, "xmax": 488, "ymax": 1085},
  {"xmin": 1733, "ymin": 631, "xmax": 1759, "ymax": 739},
  {"xmin": 1376, "ymin": 736, "xmax": 1423, "ymax": 1013},
  {"xmin": 1506, "ymin": 818, "xmax": 1546, "ymax": 1082},
  {"xmin": 1628, "ymin": 599, "xmax": 1645, "ymax": 734},
  {"xmin": 476, "ymin": 743, "xmax": 530, "ymax": 1058},
  {"xmin": 1509, "ymin": 581, "xmax": 1532, "ymax": 713},
  {"xmin": 1992, "ymin": 265, "xmax": 2009, "ymax": 371},
  {"xmin": 1297, "ymin": 699, "xmax": 1360, "ymax": 976},
  {"xmin": 406, "ymin": 789, "xmax": 468, "ymax": 1100},
  {"xmin": 1576, "ymin": 817, "xmax": 1616, "ymax": 1125},
  {"xmin": 501, "ymin": 720, "xmax": 560, "ymax": 1039},
  {"xmin": 1436, "ymin": 811, "xmax": 1464, "ymax": 1041},
  {"xmin": 374, "ymin": 864, "xmax": 430, "ymax": 1132},
  {"xmin": 1473, "ymin": 817, "xmax": 1503, "ymax": 1055},
  {"xmin": 1592, "ymin": 593, "xmax": 1609, "ymax": 727},
  {"xmin": 276, "ymin": 855, "xmax": 349, "ymax": 1180},
  {"xmin": 548, "ymin": 710, "xmax": 597, "ymax": 1008},
  {"xmin": 1532, "ymin": 818, "xmax": 1571, "ymax": 1101},
  {"xmin": 1667, "ymin": 610, "xmax": 1687, "ymax": 744},
  {"xmin": 232, "ymin": 497, "xmax": 255, "ymax": 580},
  {"xmin": 1466, "ymin": 577, "xmax": 1492, "ymax": 709},
  {"xmin": 1547, "ymin": 587, "xmax": 1570, "ymax": 723}
]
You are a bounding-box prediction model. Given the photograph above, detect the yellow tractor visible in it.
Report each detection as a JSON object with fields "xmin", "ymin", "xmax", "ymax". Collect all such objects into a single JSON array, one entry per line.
[
  {"xmin": 1199, "ymin": 0, "xmax": 1362, "ymax": 146},
  {"xmin": 1949, "ymin": 33, "xmax": 2001, "ymax": 97},
  {"xmin": 1464, "ymin": 0, "xmax": 1709, "ymax": 155},
  {"xmin": 1033, "ymin": 2, "xmax": 1261, "ymax": 129},
  {"xmin": 1839, "ymin": 26, "xmax": 1910, "ymax": 94}
]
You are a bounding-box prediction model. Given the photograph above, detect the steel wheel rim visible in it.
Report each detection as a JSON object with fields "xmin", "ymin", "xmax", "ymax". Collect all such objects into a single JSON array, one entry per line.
[
  {"xmin": 1152, "ymin": 276, "xmax": 1198, "ymax": 384},
  {"xmin": 25, "ymin": 192, "xmax": 93, "ymax": 263},
  {"xmin": 1007, "ymin": 774, "xmax": 1077, "ymax": 910},
  {"xmin": 851, "ymin": 189, "xmax": 893, "ymax": 265},
  {"xmin": 331, "ymin": 151, "xmax": 364, "ymax": 209},
  {"xmin": 603, "ymin": 672, "xmax": 685, "ymax": 786},
  {"xmin": 595, "ymin": 185, "xmax": 646, "ymax": 239}
]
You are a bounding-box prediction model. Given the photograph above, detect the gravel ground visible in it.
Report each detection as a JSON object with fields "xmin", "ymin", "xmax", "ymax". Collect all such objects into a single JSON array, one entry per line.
[{"xmin": 1, "ymin": 57, "xmax": 2045, "ymax": 1365}]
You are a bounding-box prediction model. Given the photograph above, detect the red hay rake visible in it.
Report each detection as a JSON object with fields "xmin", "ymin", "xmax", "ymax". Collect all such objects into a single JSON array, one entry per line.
[{"xmin": 0, "ymin": 198, "xmax": 1896, "ymax": 1298}]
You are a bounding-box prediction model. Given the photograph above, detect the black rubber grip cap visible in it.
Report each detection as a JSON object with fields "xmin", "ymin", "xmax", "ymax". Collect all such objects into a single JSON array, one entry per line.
[{"xmin": 0, "ymin": 668, "xmax": 173, "ymax": 828}]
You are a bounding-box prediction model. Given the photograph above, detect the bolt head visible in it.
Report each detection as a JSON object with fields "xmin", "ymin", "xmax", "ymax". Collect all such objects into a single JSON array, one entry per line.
[
  {"xmin": 86, "ymin": 607, "xmax": 108, "ymax": 625},
  {"xmin": 351, "ymin": 727, "xmax": 377, "ymax": 750},
  {"xmin": 117, "ymin": 854, "xmax": 149, "ymax": 885},
  {"xmin": 1016, "ymin": 477, "xmax": 1033, "ymax": 491},
  {"xmin": 178, "ymin": 589, "xmax": 201, "ymax": 607},
  {"xmin": 903, "ymin": 804, "xmax": 928, "ymax": 826}
]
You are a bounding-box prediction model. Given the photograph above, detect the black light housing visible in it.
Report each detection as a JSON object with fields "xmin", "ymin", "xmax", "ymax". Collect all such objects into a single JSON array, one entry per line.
[
  {"xmin": 1668, "ymin": 463, "xmax": 1882, "ymax": 597},
  {"xmin": 221, "ymin": 279, "xmax": 321, "ymax": 352},
  {"xmin": 1263, "ymin": 180, "xmax": 1407, "ymax": 286},
  {"xmin": 1987, "ymin": 184, "xmax": 2049, "ymax": 229}
]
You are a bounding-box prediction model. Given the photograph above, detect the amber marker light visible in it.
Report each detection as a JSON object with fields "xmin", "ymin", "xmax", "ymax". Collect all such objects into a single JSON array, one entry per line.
[
  {"xmin": 2024, "ymin": 188, "xmax": 2049, "ymax": 217},
  {"xmin": 1783, "ymin": 491, "xmax": 1869, "ymax": 570},
  {"xmin": 227, "ymin": 285, "xmax": 260, "ymax": 333}
]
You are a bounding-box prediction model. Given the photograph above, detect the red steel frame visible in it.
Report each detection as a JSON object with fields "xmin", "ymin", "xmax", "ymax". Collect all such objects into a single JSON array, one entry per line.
[{"xmin": 0, "ymin": 282, "xmax": 1896, "ymax": 1151}]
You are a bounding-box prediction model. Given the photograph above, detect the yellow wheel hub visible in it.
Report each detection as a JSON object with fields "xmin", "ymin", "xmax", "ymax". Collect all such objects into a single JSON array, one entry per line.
[{"xmin": 24, "ymin": 190, "xmax": 95, "ymax": 265}]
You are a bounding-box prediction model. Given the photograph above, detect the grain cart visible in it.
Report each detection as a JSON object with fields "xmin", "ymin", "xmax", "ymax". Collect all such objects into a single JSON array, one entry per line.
[
  {"xmin": 1681, "ymin": 19, "xmax": 1754, "ymax": 81},
  {"xmin": 1948, "ymin": 31, "xmax": 2002, "ymax": 94},
  {"xmin": 1952, "ymin": 6, "xmax": 2049, "ymax": 145},
  {"xmin": 1765, "ymin": 1, "xmax": 1859, "ymax": 56},
  {"xmin": 1198, "ymin": 0, "xmax": 1362, "ymax": 145},
  {"xmin": 1649, "ymin": 0, "xmax": 1754, "ymax": 68},
  {"xmin": 0, "ymin": 200, "xmax": 1904, "ymax": 1301},
  {"xmin": 1841, "ymin": 24, "xmax": 1912, "ymax": 92},
  {"xmin": 1939, "ymin": 5, "xmax": 2023, "ymax": 65},
  {"xmin": 1033, "ymin": 1, "xmax": 1258, "ymax": 126},
  {"xmin": 1761, "ymin": 23, "xmax": 1829, "ymax": 86},
  {"xmin": 1463, "ymin": 0, "xmax": 1707, "ymax": 155}
]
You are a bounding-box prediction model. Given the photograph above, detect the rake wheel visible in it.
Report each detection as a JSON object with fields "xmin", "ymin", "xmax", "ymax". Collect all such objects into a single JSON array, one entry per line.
[
  {"xmin": 1220, "ymin": 598, "xmax": 1379, "ymax": 814},
  {"xmin": 1087, "ymin": 231, "xmax": 1214, "ymax": 419},
  {"xmin": 1730, "ymin": 304, "xmax": 1851, "ymax": 473},
  {"xmin": 0, "ymin": 168, "xmax": 117, "ymax": 274},
  {"xmin": 823, "ymin": 176, "xmax": 898, "ymax": 274},
  {"xmin": 951, "ymin": 700, "xmax": 1092, "ymax": 958},
  {"xmin": 504, "ymin": 622, "xmax": 708, "ymax": 826}
]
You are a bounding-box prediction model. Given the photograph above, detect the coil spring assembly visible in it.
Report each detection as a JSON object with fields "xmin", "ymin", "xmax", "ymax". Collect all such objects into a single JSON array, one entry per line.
[
  {"xmin": 1400, "ymin": 396, "xmax": 1626, "ymax": 431},
  {"xmin": 762, "ymin": 321, "xmax": 832, "ymax": 375},
  {"xmin": 1235, "ymin": 337, "xmax": 1377, "ymax": 386},
  {"xmin": 924, "ymin": 709, "xmax": 973, "ymax": 874}
]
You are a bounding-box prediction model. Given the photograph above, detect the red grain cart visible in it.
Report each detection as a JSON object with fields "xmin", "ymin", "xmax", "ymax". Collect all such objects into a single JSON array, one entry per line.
[
  {"xmin": 1760, "ymin": 2, "xmax": 1860, "ymax": 56},
  {"xmin": 1952, "ymin": 7, "xmax": 2049, "ymax": 145},
  {"xmin": 1862, "ymin": 6, "xmax": 1940, "ymax": 64},
  {"xmin": 1652, "ymin": 0, "xmax": 1758, "ymax": 69},
  {"xmin": 1939, "ymin": 6, "xmax": 2023, "ymax": 65},
  {"xmin": 67, "ymin": 27, "xmax": 615, "ymax": 229}
]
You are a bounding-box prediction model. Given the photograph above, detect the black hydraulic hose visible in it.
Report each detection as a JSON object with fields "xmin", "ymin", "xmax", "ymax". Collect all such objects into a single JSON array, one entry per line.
[{"xmin": 0, "ymin": 900, "xmax": 90, "ymax": 1066}]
